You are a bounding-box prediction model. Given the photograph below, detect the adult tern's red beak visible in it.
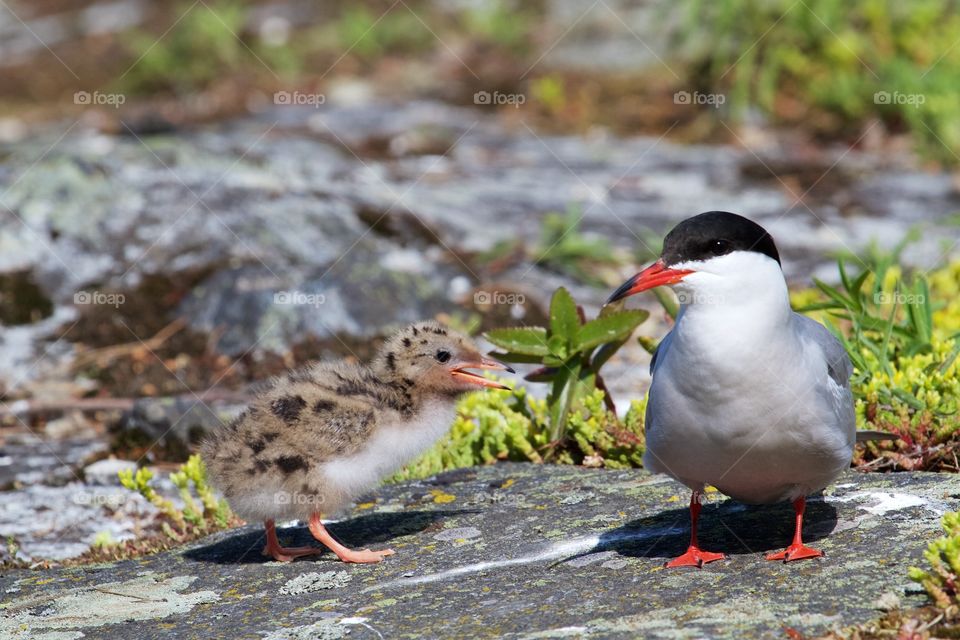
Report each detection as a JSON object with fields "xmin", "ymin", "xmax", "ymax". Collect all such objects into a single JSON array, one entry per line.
[{"xmin": 605, "ymin": 259, "xmax": 695, "ymax": 304}]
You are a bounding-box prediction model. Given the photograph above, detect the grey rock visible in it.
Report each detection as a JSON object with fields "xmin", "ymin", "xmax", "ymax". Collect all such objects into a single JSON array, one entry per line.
[
  {"xmin": 0, "ymin": 436, "xmax": 107, "ymax": 488},
  {"xmin": 118, "ymin": 395, "xmax": 246, "ymax": 456},
  {"xmin": 0, "ymin": 463, "xmax": 954, "ymax": 638},
  {"xmin": 0, "ymin": 481, "xmax": 158, "ymax": 561},
  {"xmin": 82, "ymin": 458, "xmax": 137, "ymax": 486}
]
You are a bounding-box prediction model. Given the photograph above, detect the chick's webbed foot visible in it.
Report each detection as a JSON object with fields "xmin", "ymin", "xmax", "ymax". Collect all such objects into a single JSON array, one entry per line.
[
  {"xmin": 308, "ymin": 512, "xmax": 395, "ymax": 564},
  {"xmin": 333, "ymin": 547, "xmax": 396, "ymax": 564},
  {"xmin": 262, "ymin": 519, "xmax": 324, "ymax": 563},
  {"xmin": 262, "ymin": 544, "xmax": 324, "ymax": 563}
]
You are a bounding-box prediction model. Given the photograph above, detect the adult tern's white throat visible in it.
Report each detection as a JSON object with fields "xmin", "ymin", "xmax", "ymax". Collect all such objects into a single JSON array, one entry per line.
[{"xmin": 606, "ymin": 211, "xmax": 855, "ymax": 567}]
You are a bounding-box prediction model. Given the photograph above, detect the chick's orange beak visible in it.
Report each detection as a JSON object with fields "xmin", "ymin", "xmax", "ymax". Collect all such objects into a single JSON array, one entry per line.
[
  {"xmin": 450, "ymin": 357, "xmax": 514, "ymax": 389},
  {"xmin": 606, "ymin": 259, "xmax": 694, "ymax": 304}
]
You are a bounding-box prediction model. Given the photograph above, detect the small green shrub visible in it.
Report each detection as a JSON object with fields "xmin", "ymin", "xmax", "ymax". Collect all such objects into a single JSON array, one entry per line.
[
  {"xmin": 481, "ymin": 208, "xmax": 627, "ymax": 286},
  {"xmin": 485, "ymin": 286, "xmax": 648, "ymax": 446},
  {"xmin": 394, "ymin": 286, "xmax": 650, "ymax": 481},
  {"xmin": 533, "ymin": 207, "xmax": 626, "ymax": 286},
  {"xmin": 73, "ymin": 455, "xmax": 238, "ymax": 563},
  {"xmin": 459, "ymin": 0, "xmax": 538, "ymax": 54},
  {"xmin": 333, "ymin": 6, "xmax": 434, "ymax": 60}
]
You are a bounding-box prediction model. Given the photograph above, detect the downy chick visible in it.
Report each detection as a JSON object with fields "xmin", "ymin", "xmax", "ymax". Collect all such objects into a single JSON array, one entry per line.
[{"xmin": 202, "ymin": 321, "xmax": 512, "ymax": 563}]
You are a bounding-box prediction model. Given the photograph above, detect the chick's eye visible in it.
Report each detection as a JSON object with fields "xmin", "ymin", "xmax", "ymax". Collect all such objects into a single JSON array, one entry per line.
[{"xmin": 435, "ymin": 350, "xmax": 451, "ymax": 363}]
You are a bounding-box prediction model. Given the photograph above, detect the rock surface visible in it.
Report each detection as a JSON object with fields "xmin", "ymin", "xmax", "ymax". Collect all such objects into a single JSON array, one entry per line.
[{"xmin": 1, "ymin": 463, "xmax": 954, "ymax": 639}]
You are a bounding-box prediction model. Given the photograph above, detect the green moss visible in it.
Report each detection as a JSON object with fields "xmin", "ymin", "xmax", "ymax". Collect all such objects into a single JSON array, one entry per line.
[
  {"xmin": 910, "ymin": 511, "xmax": 960, "ymax": 611},
  {"xmin": 392, "ymin": 384, "xmax": 646, "ymax": 482}
]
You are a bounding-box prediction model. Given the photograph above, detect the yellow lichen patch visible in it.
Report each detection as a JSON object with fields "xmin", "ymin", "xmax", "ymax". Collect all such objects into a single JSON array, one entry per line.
[
  {"xmin": 429, "ymin": 489, "xmax": 456, "ymax": 504},
  {"xmin": 500, "ymin": 478, "xmax": 515, "ymax": 489},
  {"xmin": 666, "ymin": 495, "xmax": 680, "ymax": 502},
  {"xmin": 355, "ymin": 502, "xmax": 377, "ymax": 510}
]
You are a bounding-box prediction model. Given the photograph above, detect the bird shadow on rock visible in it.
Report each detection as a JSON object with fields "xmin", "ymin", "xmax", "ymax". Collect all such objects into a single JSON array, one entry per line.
[
  {"xmin": 185, "ymin": 509, "xmax": 472, "ymax": 564},
  {"xmin": 590, "ymin": 497, "xmax": 838, "ymax": 562}
]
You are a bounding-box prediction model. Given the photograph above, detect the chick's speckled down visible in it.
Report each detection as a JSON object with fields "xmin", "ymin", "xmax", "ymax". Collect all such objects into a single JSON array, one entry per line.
[{"xmin": 202, "ymin": 321, "xmax": 496, "ymax": 521}]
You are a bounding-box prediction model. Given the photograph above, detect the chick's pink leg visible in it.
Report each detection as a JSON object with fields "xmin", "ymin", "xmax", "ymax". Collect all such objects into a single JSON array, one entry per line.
[
  {"xmin": 665, "ymin": 491, "xmax": 726, "ymax": 568},
  {"xmin": 308, "ymin": 512, "xmax": 395, "ymax": 563},
  {"xmin": 765, "ymin": 496, "xmax": 824, "ymax": 562},
  {"xmin": 262, "ymin": 519, "xmax": 323, "ymax": 562}
]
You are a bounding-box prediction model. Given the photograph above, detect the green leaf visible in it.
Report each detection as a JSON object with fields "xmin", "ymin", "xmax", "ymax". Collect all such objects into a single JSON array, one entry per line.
[
  {"xmin": 814, "ymin": 278, "xmax": 856, "ymax": 310},
  {"xmin": 636, "ymin": 335, "xmax": 659, "ymax": 355},
  {"xmin": 543, "ymin": 353, "xmax": 569, "ymax": 368},
  {"xmin": 547, "ymin": 334, "xmax": 569, "ymax": 360},
  {"xmin": 484, "ymin": 327, "xmax": 549, "ymax": 356},
  {"xmin": 575, "ymin": 310, "xmax": 648, "ymax": 352},
  {"xmin": 486, "ymin": 350, "xmax": 545, "ymax": 365},
  {"xmin": 549, "ymin": 287, "xmax": 580, "ymax": 342},
  {"xmin": 892, "ymin": 388, "xmax": 926, "ymax": 411},
  {"xmin": 547, "ymin": 360, "xmax": 581, "ymax": 443},
  {"xmin": 651, "ymin": 287, "xmax": 678, "ymax": 319},
  {"xmin": 524, "ymin": 366, "xmax": 557, "ymax": 383},
  {"xmin": 592, "ymin": 338, "xmax": 628, "ymax": 371}
]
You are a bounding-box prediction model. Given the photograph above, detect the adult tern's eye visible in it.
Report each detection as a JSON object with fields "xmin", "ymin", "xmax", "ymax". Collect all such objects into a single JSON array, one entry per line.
[{"xmin": 710, "ymin": 240, "xmax": 731, "ymax": 255}]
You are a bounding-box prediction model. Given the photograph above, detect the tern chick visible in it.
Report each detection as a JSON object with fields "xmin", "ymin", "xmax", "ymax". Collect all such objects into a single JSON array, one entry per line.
[{"xmin": 202, "ymin": 321, "xmax": 512, "ymax": 563}]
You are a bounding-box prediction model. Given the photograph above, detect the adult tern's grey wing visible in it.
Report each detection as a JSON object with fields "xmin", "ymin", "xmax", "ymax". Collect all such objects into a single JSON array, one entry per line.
[
  {"xmin": 649, "ymin": 329, "xmax": 674, "ymax": 375},
  {"xmin": 793, "ymin": 313, "xmax": 852, "ymax": 389}
]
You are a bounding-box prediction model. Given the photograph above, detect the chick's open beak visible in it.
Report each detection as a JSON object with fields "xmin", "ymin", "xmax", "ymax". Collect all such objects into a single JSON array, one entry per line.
[
  {"xmin": 450, "ymin": 357, "xmax": 514, "ymax": 389},
  {"xmin": 606, "ymin": 259, "xmax": 695, "ymax": 304}
]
